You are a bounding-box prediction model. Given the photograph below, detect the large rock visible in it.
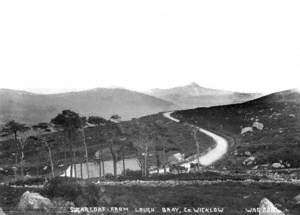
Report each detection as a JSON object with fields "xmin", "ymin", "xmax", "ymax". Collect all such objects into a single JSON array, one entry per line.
[
  {"xmin": 18, "ymin": 191, "xmax": 53, "ymax": 212},
  {"xmin": 243, "ymin": 156, "xmax": 256, "ymax": 166},
  {"xmin": 168, "ymin": 153, "xmax": 185, "ymax": 163},
  {"xmin": 272, "ymin": 163, "xmax": 284, "ymax": 169},
  {"xmin": 241, "ymin": 127, "xmax": 253, "ymax": 134},
  {"xmin": 259, "ymin": 198, "xmax": 285, "ymax": 215},
  {"xmin": 245, "ymin": 151, "xmax": 252, "ymax": 156},
  {"xmin": 294, "ymin": 194, "xmax": 300, "ymax": 204},
  {"xmin": 253, "ymin": 121, "xmax": 264, "ymax": 130},
  {"xmin": 0, "ymin": 208, "xmax": 6, "ymax": 215}
]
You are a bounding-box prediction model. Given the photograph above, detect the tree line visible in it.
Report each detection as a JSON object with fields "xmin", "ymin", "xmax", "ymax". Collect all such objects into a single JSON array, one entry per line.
[{"xmin": 0, "ymin": 109, "xmax": 183, "ymax": 181}]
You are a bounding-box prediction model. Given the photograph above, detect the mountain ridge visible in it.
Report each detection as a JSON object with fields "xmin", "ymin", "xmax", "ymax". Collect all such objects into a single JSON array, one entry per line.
[
  {"xmin": 0, "ymin": 87, "xmax": 177, "ymax": 124},
  {"xmin": 147, "ymin": 82, "xmax": 262, "ymax": 108}
]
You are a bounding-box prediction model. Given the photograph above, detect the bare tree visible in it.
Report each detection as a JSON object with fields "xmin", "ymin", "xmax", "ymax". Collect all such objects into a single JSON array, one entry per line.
[
  {"xmin": 192, "ymin": 126, "xmax": 201, "ymax": 171},
  {"xmin": 128, "ymin": 120, "xmax": 156, "ymax": 177},
  {"xmin": 95, "ymin": 150, "xmax": 102, "ymax": 179},
  {"xmin": 1, "ymin": 121, "xmax": 30, "ymax": 180},
  {"xmin": 51, "ymin": 110, "xmax": 82, "ymax": 178},
  {"xmin": 31, "ymin": 123, "xmax": 56, "ymax": 178},
  {"xmin": 88, "ymin": 116, "xmax": 108, "ymax": 178},
  {"xmin": 80, "ymin": 117, "xmax": 90, "ymax": 178},
  {"xmin": 106, "ymin": 115, "xmax": 126, "ymax": 177}
]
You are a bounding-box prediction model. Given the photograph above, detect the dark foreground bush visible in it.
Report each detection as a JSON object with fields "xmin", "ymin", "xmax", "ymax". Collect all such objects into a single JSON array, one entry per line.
[
  {"xmin": 9, "ymin": 177, "xmax": 46, "ymax": 186},
  {"xmin": 43, "ymin": 179, "xmax": 300, "ymax": 214},
  {"xmin": 101, "ymin": 170, "xmax": 264, "ymax": 182},
  {"xmin": 2, "ymin": 178, "xmax": 300, "ymax": 215},
  {"xmin": 44, "ymin": 177, "xmax": 115, "ymax": 207},
  {"xmin": 44, "ymin": 177, "xmax": 82, "ymax": 202}
]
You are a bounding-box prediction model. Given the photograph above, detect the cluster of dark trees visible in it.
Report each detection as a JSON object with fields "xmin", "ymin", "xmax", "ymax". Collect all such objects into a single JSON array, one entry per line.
[{"xmin": 0, "ymin": 110, "xmax": 178, "ymax": 181}]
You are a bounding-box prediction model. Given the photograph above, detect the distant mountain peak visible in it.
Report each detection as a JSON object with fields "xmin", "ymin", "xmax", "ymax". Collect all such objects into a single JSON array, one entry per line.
[
  {"xmin": 149, "ymin": 82, "xmax": 232, "ymax": 98},
  {"xmin": 183, "ymin": 83, "xmax": 209, "ymax": 96},
  {"xmin": 147, "ymin": 83, "xmax": 262, "ymax": 109},
  {"xmin": 188, "ymin": 82, "xmax": 200, "ymax": 87}
]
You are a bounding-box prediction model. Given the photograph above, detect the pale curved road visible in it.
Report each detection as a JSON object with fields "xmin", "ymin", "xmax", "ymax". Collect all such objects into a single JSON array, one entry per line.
[{"xmin": 163, "ymin": 111, "xmax": 228, "ymax": 168}]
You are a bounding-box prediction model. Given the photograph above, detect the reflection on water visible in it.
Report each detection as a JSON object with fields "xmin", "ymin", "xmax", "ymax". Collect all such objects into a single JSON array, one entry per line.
[{"xmin": 61, "ymin": 158, "xmax": 140, "ymax": 178}]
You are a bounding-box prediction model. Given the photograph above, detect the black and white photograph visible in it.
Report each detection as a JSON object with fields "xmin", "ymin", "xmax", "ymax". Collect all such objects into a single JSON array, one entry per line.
[{"xmin": 0, "ymin": 1, "xmax": 300, "ymax": 214}]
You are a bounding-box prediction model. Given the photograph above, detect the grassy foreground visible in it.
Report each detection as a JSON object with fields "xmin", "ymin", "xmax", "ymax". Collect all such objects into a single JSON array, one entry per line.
[{"xmin": 0, "ymin": 177, "xmax": 300, "ymax": 215}]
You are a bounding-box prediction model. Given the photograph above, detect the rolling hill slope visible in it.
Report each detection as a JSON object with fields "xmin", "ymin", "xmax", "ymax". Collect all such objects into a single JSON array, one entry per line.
[
  {"xmin": 173, "ymin": 89, "xmax": 300, "ymax": 169},
  {"xmin": 0, "ymin": 88, "xmax": 176, "ymax": 124}
]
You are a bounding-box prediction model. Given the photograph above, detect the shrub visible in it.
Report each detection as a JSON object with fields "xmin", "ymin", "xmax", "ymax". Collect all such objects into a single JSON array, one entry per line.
[
  {"xmin": 119, "ymin": 170, "xmax": 143, "ymax": 180},
  {"xmin": 104, "ymin": 173, "xmax": 115, "ymax": 180},
  {"xmin": 44, "ymin": 177, "xmax": 82, "ymax": 202}
]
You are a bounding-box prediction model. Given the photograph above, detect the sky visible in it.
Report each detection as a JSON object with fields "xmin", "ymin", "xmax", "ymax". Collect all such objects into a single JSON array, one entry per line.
[{"xmin": 0, "ymin": 0, "xmax": 299, "ymax": 94}]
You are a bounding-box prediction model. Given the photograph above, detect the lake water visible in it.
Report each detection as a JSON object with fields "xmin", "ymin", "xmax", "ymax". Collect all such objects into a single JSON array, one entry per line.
[{"xmin": 61, "ymin": 158, "xmax": 141, "ymax": 179}]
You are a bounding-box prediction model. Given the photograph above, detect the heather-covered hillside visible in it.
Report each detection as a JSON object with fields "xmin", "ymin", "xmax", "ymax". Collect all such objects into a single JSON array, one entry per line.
[{"xmin": 174, "ymin": 89, "xmax": 300, "ymax": 169}]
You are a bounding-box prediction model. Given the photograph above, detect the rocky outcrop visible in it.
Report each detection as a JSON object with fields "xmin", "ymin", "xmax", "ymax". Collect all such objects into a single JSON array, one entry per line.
[
  {"xmin": 0, "ymin": 208, "xmax": 6, "ymax": 215},
  {"xmin": 18, "ymin": 191, "xmax": 53, "ymax": 212},
  {"xmin": 241, "ymin": 121, "xmax": 264, "ymax": 135},
  {"xmin": 259, "ymin": 198, "xmax": 285, "ymax": 215}
]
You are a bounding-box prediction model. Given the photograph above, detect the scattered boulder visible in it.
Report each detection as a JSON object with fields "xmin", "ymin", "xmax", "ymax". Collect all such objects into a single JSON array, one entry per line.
[
  {"xmin": 259, "ymin": 198, "xmax": 285, "ymax": 215},
  {"xmin": 245, "ymin": 151, "xmax": 252, "ymax": 156},
  {"xmin": 294, "ymin": 194, "xmax": 300, "ymax": 204},
  {"xmin": 253, "ymin": 121, "xmax": 264, "ymax": 130},
  {"xmin": 18, "ymin": 191, "xmax": 53, "ymax": 212},
  {"xmin": 168, "ymin": 153, "xmax": 185, "ymax": 163},
  {"xmin": 243, "ymin": 195, "xmax": 250, "ymax": 199},
  {"xmin": 0, "ymin": 208, "xmax": 6, "ymax": 215},
  {"xmin": 289, "ymin": 172, "xmax": 298, "ymax": 179},
  {"xmin": 289, "ymin": 114, "xmax": 295, "ymax": 118},
  {"xmin": 241, "ymin": 127, "xmax": 253, "ymax": 134},
  {"xmin": 285, "ymin": 162, "xmax": 291, "ymax": 168},
  {"xmin": 24, "ymin": 174, "xmax": 32, "ymax": 180},
  {"xmin": 261, "ymin": 164, "xmax": 269, "ymax": 168},
  {"xmin": 272, "ymin": 163, "xmax": 284, "ymax": 169},
  {"xmin": 243, "ymin": 156, "xmax": 256, "ymax": 166}
]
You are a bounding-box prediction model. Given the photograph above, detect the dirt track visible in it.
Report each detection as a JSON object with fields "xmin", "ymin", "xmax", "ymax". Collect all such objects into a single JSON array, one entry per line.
[{"xmin": 163, "ymin": 112, "xmax": 228, "ymax": 167}]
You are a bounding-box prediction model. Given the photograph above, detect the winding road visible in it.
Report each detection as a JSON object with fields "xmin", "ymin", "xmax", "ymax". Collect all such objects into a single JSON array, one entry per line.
[
  {"xmin": 62, "ymin": 111, "xmax": 229, "ymax": 177},
  {"xmin": 163, "ymin": 111, "xmax": 228, "ymax": 170}
]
